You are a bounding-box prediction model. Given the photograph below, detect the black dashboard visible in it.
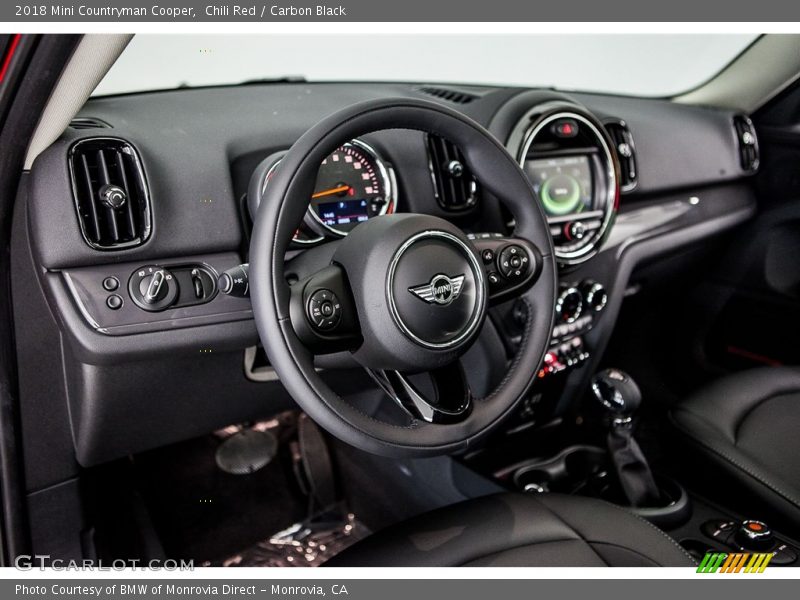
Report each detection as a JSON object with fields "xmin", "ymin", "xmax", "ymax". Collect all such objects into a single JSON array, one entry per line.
[{"xmin": 15, "ymin": 81, "xmax": 758, "ymax": 488}]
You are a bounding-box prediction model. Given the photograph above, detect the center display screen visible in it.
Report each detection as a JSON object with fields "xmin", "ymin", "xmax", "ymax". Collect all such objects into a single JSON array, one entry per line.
[{"xmin": 524, "ymin": 155, "xmax": 593, "ymax": 217}]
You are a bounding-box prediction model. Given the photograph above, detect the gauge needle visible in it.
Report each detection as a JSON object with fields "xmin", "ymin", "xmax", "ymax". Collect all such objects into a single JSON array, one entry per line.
[{"xmin": 311, "ymin": 184, "xmax": 351, "ymax": 199}]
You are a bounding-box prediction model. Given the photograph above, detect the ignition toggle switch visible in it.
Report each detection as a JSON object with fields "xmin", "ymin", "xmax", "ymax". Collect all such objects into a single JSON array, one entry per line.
[{"xmin": 307, "ymin": 289, "xmax": 342, "ymax": 331}]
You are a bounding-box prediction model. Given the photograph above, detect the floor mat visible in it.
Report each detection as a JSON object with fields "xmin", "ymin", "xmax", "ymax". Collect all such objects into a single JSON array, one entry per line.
[
  {"xmin": 133, "ymin": 415, "xmax": 308, "ymax": 563},
  {"xmin": 208, "ymin": 507, "xmax": 370, "ymax": 567}
]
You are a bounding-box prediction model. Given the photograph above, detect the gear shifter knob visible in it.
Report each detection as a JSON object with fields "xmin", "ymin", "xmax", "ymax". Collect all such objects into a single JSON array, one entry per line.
[
  {"xmin": 591, "ymin": 368, "xmax": 660, "ymax": 507},
  {"xmin": 591, "ymin": 369, "xmax": 642, "ymax": 420}
]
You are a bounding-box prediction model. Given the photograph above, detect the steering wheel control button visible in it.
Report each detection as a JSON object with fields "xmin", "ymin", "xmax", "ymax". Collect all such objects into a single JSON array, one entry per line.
[
  {"xmin": 102, "ymin": 276, "xmax": 119, "ymax": 292},
  {"xmin": 307, "ymin": 289, "xmax": 342, "ymax": 331},
  {"xmin": 498, "ymin": 245, "xmax": 530, "ymax": 280},
  {"xmin": 106, "ymin": 294, "xmax": 123, "ymax": 310},
  {"xmin": 481, "ymin": 248, "xmax": 495, "ymax": 264},
  {"xmin": 128, "ymin": 265, "xmax": 179, "ymax": 312}
]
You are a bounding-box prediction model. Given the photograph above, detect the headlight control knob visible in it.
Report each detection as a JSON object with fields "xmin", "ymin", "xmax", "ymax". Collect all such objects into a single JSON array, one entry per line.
[{"xmin": 128, "ymin": 265, "xmax": 179, "ymax": 312}]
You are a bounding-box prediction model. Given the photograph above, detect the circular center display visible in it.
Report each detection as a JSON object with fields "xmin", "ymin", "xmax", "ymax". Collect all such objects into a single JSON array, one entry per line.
[
  {"xmin": 387, "ymin": 231, "xmax": 486, "ymax": 349},
  {"xmin": 540, "ymin": 174, "xmax": 582, "ymax": 215}
]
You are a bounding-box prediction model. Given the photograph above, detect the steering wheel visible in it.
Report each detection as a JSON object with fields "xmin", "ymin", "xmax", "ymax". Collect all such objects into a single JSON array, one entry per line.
[{"xmin": 250, "ymin": 98, "xmax": 556, "ymax": 457}]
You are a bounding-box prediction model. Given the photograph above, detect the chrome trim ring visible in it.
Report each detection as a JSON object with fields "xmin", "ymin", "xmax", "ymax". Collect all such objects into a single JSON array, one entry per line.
[
  {"xmin": 386, "ymin": 230, "xmax": 486, "ymax": 350},
  {"xmin": 555, "ymin": 286, "xmax": 583, "ymax": 324},
  {"xmin": 585, "ymin": 281, "xmax": 608, "ymax": 312},
  {"xmin": 261, "ymin": 157, "xmax": 324, "ymax": 246},
  {"xmin": 517, "ymin": 110, "xmax": 618, "ymax": 265}
]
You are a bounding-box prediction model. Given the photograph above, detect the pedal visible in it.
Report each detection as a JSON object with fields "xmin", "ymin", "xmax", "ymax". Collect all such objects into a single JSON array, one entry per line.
[
  {"xmin": 293, "ymin": 414, "xmax": 339, "ymax": 511},
  {"xmin": 215, "ymin": 428, "xmax": 278, "ymax": 475}
]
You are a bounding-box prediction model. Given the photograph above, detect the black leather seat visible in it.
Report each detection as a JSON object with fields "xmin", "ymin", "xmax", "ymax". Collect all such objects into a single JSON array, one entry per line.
[
  {"xmin": 328, "ymin": 493, "xmax": 693, "ymax": 566},
  {"xmin": 672, "ymin": 367, "xmax": 800, "ymax": 528}
]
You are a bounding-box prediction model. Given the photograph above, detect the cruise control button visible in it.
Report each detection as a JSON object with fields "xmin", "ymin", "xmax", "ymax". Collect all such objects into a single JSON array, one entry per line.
[
  {"xmin": 499, "ymin": 245, "xmax": 530, "ymax": 280},
  {"xmin": 308, "ymin": 289, "xmax": 342, "ymax": 331}
]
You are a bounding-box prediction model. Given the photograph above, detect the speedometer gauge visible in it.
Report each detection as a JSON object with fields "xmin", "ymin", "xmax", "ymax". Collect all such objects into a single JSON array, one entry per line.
[{"xmin": 306, "ymin": 140, "xmax": 395, "ymax": 237}]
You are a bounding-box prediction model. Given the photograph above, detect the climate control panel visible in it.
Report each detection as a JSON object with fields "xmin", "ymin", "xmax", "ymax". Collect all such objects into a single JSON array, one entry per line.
[
  {"xmin": 536, "ymin": 279, "xmax": 609, "ymax": 380},
  {"xmin": 555, "ymin": 279, "xmax": 607, "ymax": 325}
]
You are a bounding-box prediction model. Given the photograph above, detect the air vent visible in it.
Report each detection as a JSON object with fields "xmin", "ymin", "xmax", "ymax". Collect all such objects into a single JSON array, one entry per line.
[
  {"xmin": 69, "ymin": 138, "xmax": 151, "ymax": 250},
  {"xmin": 734, "ymin": 115, "xmax": 759, "ymax": 173},
  {"xmin": 605, "ymin": 120, "xmax": 638, "ymax": 192},
  {"xmin": 416, "ymin": 86, "xmax": 478, "ymax": 105},
  {"xmin": 69, "ymin": 117, "xmax": 112, "ymax": 130},
  {"xmin": 427, "ymin": 135, "xmax": 479, "ymax": 211}
]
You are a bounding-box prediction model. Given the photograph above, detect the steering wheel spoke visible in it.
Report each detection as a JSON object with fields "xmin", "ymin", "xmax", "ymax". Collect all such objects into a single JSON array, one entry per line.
[
  {"xmin": 289, "ymin": 263, "xmax": 362, "ymax": 354},
  {"xmin": 366, "ymin": 361, "xmax": 472, "ymax": 424},
  {"xmin": 468, "ymin": 235, "xmax": 544, "ymax": 305}
]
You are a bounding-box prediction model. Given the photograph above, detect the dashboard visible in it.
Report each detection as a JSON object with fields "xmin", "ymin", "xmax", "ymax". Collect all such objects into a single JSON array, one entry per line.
[
  {"xmin": 249, "ymin": 103, "xmax": 619, "ymax": 267},
  {"xmin": 16, "ymin": 81, "xmax": 758, "ymax": 482}
]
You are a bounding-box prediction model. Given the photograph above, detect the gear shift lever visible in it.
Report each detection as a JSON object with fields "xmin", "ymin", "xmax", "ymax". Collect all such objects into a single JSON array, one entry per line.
[{"xmin": 591, "ymin": 369, "xmax": 661, "ymax": 508}]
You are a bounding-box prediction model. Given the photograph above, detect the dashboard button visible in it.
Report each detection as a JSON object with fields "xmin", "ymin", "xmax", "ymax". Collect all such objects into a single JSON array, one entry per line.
[
  {"xmin": 552, "ymin": 119, "xmax": 579, "ymax": 138},
  {"xmin": 564, "ymin": 221, "xmax": 587, "ymax": 241},
  {"xmin": 106, "ymin": 294, "xmax": 123, "ymax": 310},
  {"xmin": 102, "ymin": 276, "xmax": 119, "ymax": 292}
]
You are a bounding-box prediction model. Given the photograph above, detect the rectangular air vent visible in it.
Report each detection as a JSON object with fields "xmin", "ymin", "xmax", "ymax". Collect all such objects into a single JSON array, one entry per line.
[
  {"xmin": 69, "ymin": 138, "xmax": 151, "ymax": 250},
  {"xmin": 427, "ymin": 135, "xmax": 479, "ymax": 211},
  {"xmin": 605, "ymin": 120, "xmax": 638, "ymax": 192},
  {"xmin": 734, "ymin": 115, "xmax": 760, "ymax": 173},
  {"xmin": 416, "ymin": 86, "xmax": 478, "ymax": 105}
]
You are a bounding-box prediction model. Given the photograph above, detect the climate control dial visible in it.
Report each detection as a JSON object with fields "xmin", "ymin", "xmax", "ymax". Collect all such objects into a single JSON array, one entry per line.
[
  {"xmin": 556, "ymin": 286, "xmax": 583, "ymax": 324},
  {"xmin": 580, "ymin": 280, "xmax": 608, "ymax": 312}
]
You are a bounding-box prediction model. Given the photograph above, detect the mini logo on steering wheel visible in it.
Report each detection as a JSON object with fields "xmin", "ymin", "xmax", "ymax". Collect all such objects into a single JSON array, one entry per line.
[{"xmin": 408, "ymin": 274, "xmax": 465, "ymax": 306}]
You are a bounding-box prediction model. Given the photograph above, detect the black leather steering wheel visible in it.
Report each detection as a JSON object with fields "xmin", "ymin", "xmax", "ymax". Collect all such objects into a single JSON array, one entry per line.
[{"xmin": 250, "ymin": 98, "xmax": 556, "ymax": 457}]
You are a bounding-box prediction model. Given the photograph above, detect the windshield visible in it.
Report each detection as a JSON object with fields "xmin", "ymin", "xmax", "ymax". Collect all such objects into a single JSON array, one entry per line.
[{"xmin": 95, "ymin": 34, "xmax": 758, "ymax": 98}]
